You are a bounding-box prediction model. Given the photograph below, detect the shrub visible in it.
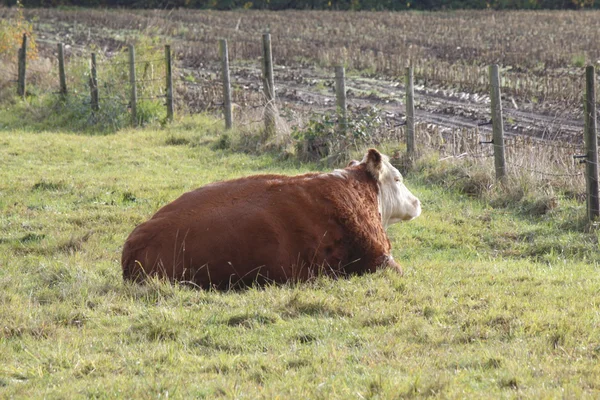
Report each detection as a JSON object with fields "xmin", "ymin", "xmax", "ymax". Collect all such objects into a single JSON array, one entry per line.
[
  {"xmin": 293, "ymin": 106, "xmax": 383, "ymax": 163},
  {"xmin": 0, "ymin": 1, "xmax": 38, "ymax": 62}
]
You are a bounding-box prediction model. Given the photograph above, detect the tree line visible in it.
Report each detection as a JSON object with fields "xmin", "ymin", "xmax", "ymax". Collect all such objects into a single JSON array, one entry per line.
[{"xmin": 3, "ymin": 0, "xmax": 597, "ymax": 10}]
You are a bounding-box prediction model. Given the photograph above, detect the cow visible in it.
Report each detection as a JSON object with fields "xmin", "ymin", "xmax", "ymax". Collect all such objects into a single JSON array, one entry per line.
[{"xmin": 121, "ymin": 148, "xmax": 421, "ymax": 289}]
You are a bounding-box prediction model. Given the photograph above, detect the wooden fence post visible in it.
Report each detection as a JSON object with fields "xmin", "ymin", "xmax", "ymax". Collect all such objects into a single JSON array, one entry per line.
[
  {"xmin": 219, "ymin": 39, "xmax": 233, "ymax": 130},
  {"xmin": 17, "ymin": 48, "xmax": 22, "ymax": 96},
  {"xmin": 335, "ymin": 65, "xmax": 347, "ymax": 133},
  {"xmin": 489, "ymin": 64, "xmax": 506, "ymax": 181},
  {"xmin": 165, "ymin": 44, "xmax": 174, "ymax": 122},
  {"xmin": 262, "ymin": 32, "xmax": 276, "ymax": 138},
  {"xmin": 584, "ymin": 66, "xmax": 599, "ymax": 221},
  {"xmin": 405, "ymin": 66, "xmax": 416, "ymax": 157},
  {"xmin": 58, "ymin": 43, "xmax": 67, "ymax": 97},
  {"xmin": 90, "ymin": 53, "xmax": 99, "ymax": 111},
  {"xmin": 17, "ymin": 34, "xmax": 27, "ymax": 98},
  {"xmin": 128, "ymin": 44, "xmax": 138, "ymax": 127}
]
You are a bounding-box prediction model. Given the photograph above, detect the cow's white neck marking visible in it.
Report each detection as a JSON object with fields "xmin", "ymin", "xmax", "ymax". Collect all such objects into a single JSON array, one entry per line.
[
  {"xmin": 377, "ymin": 158, "xmax": 414, "ymax": 229},
  {"xmin": 377, "ymin": 191, "xmax": 385, "ymax": 227},
  {"xmin": 329, "ymin": 169, "xmax": 348, "ymax": 179}
]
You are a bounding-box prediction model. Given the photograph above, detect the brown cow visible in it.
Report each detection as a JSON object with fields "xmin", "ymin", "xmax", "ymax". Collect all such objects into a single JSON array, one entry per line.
[{"xmin": 121, "ymin": 148, "xmax": 421, "ymax": 289}]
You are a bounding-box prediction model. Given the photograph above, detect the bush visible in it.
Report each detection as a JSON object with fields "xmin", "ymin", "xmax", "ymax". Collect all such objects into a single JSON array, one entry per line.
[
  {"xmin": 0, "ymin": 1, "xmax": 38, "ymax": 63},
  {"xmin": 293, "ymin": 106, "xmax": 383, "ymax": 164}
]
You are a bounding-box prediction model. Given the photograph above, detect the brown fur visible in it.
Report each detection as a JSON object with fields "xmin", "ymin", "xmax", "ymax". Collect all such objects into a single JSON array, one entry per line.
[{"xmin": 121, "ymin": 161, "xmax": 398, "ymax": 289}]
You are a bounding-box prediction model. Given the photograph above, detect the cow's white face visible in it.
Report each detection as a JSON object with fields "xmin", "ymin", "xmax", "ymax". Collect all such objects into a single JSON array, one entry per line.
[{"xmin": 360, "ymin": 149, "xmax": 421, "ymax": 228}]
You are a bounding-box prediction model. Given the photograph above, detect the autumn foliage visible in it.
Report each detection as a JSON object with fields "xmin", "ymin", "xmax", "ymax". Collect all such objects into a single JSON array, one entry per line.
[{"xmin": 0, "ymin": 1, "xmax": 37, "ymax": 61}]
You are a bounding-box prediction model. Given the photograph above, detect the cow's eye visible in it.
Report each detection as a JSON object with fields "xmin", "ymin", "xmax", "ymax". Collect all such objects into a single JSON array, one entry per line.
[{"xmin": 394, "ymin": 177, "xmax": 401, "ymax": 182}]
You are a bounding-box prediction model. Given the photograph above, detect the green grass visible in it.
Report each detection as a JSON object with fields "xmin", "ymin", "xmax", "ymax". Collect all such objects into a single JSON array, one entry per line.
[{"xmin": 1, "ymin": 116, "xmax": 600, "ymax": 398}]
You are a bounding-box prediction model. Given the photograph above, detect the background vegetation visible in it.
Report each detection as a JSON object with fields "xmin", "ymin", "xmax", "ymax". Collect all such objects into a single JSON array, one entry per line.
[{"xmin": 3, "ymin": 0, "xmax": 599, "ymax": 10}]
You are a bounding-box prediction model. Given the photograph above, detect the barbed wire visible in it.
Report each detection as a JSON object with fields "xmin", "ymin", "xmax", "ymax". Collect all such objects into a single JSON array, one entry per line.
[
  {"xmin": 63, "ymin": 92, "xmax": 89, "ymax": 99},
  {"xmin": 93, "ymin": 82, "xmax": 128, "ymax": 91},
  {"xmin": 95, "ymin": 57, "xmax": 166, "ymax": 66},
  {"xmin": 503, "ymin": 138, "xmax": 584, "ymax": 150},
  {"xmin": 137, "ymin": 95, "xmax": 166, "ymax": 101},
  {"xmin": 182, "ymin": 80, "xmax": 221, "ymax": 88},
  {"xmin": 281, "ymin": 86, "xmax": 335, "ymax": 99},
  {"xmin": 26, "ymin": 67, "xmax": 55, "ymax": 74},
  {"xmin": 504, "ymin": 160, "xmax": 584, "ymax": 177},
  {"xmin": 578, "ymin": 160, "xmax": 600, "ymax": 167},
  {"xmin": 279, "ymin": 75, "xmax": 333, "ymax": 81},
  {"xmin": 456, "ymin": 152, "xmax": 494, "ymax": 159},
  {"xmin": 135, "ymin": 77, "xmax": 165, "ymax": 83}
]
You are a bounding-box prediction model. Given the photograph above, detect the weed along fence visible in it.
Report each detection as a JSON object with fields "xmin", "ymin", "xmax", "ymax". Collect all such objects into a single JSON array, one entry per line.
[
  {"xmin": 8, "ymin": 32, "xmax": 600, "ymax": 223},
  {"xmin": 14, "ymin": 34, "xmax": 174, "ymax": 128}
]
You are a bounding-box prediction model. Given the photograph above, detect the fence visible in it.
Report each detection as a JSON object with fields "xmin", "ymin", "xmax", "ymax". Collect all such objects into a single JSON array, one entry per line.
[
  {"xmin": 213, "ymin": 36, "xmax": 598, "ymax": 224},
  {"xmin": 14, "ymin": 34, "xmax": 174, "ymax": 126},
  {"xmin": 8, "ymin": 32, "xmax": 600, "ymax": 223}
]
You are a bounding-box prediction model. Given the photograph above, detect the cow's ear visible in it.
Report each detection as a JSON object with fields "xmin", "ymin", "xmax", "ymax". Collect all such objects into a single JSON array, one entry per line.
[
  {"xmin": 365, "ymin": 148, "xmax": 383, "ymax": 179},
  {"xmin": 347, "ymin": 160, "xmax": 360, "ymax": 167}
]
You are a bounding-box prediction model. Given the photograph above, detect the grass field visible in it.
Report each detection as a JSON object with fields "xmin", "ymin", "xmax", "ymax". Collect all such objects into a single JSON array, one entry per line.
[{"xmin": 1, "ymin": 116, "xmax": 600, "ymax": 398}]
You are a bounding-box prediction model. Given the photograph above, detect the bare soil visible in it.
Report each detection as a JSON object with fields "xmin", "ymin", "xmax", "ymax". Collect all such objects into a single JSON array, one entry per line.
[{"xmin": 193, "ymin": 61, "xmax": 585, "ymax": 143}]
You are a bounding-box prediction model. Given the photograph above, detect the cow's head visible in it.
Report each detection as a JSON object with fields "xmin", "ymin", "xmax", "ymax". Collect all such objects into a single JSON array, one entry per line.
[{"xmin": 361, "ymin": 149, "xmax": 421, "ymax": 228}]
